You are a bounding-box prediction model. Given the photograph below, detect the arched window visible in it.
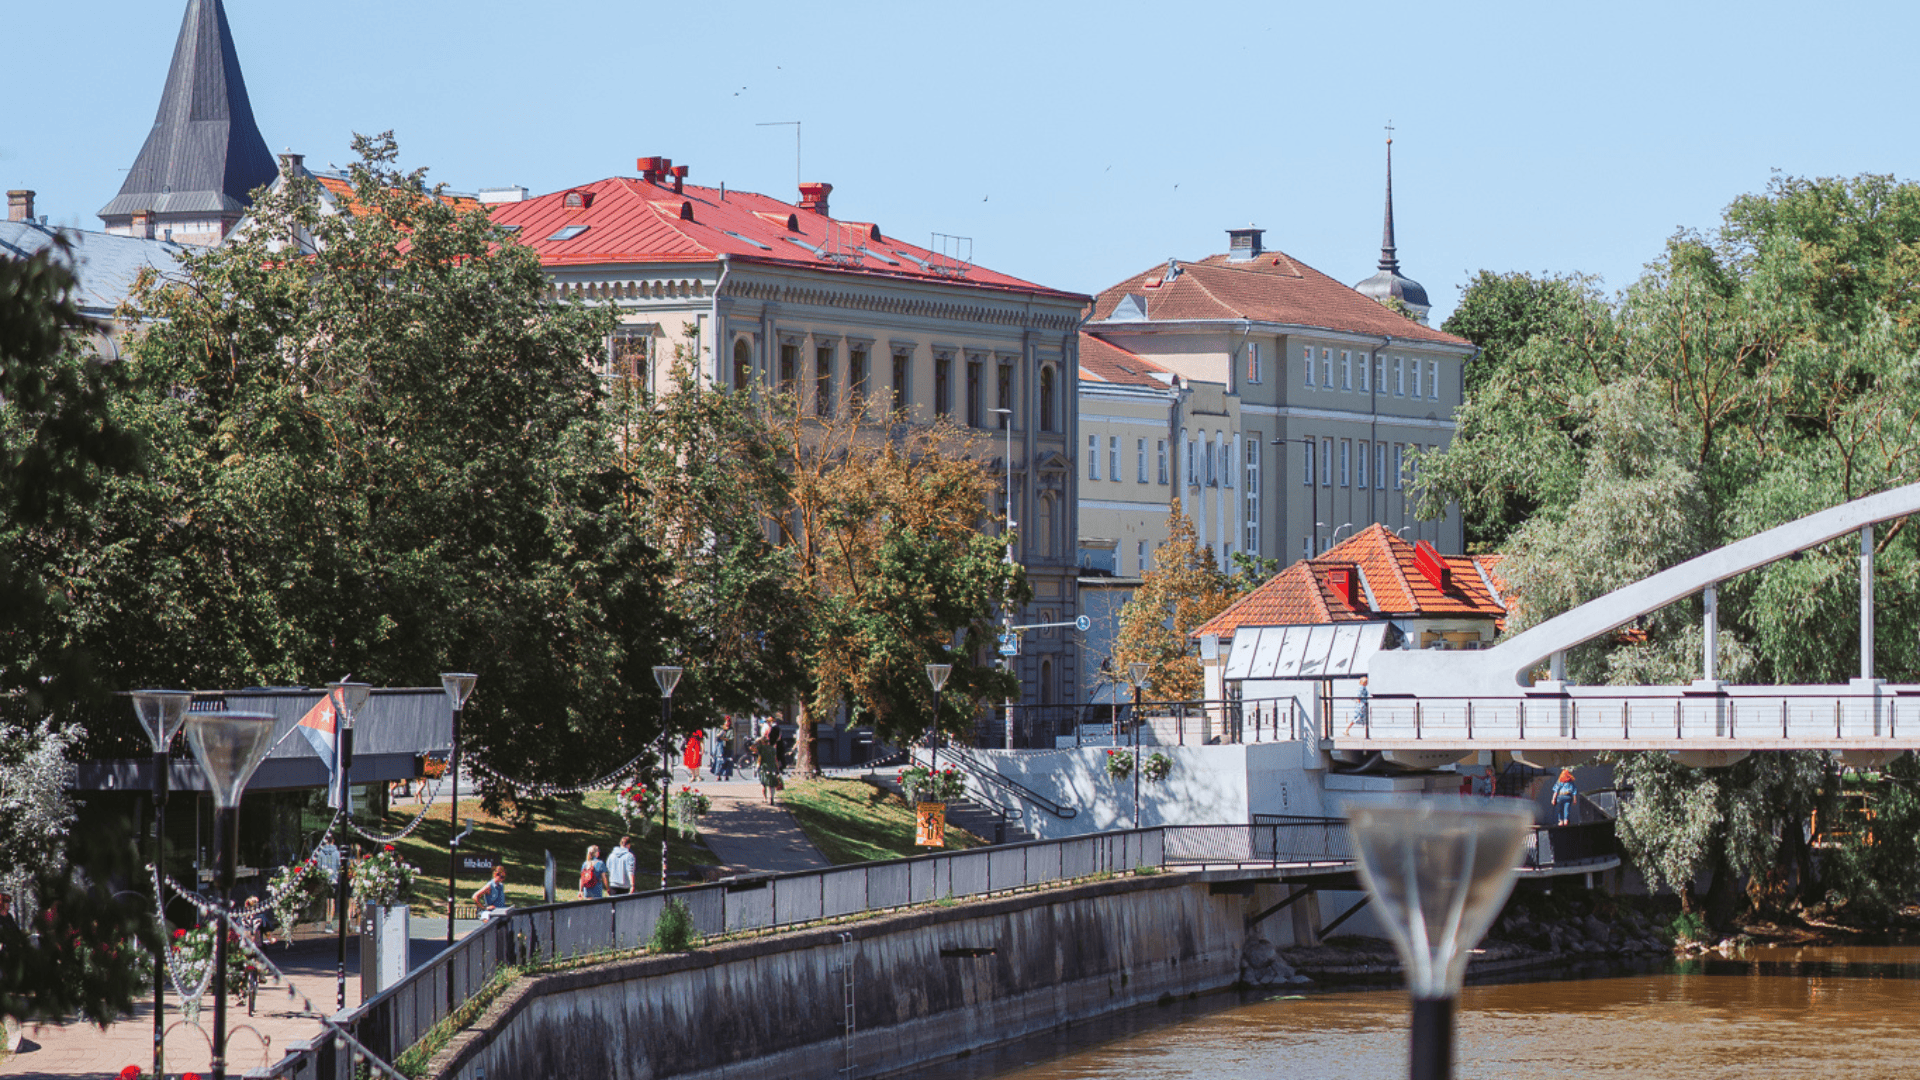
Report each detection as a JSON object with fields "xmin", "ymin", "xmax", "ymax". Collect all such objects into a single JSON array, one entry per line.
[
  {"xmin": 1039, "ymin": 365, "xmax": 1056, "ymax": 432},
  {"xmin": 733, "ymin": 338, "xmax": 753, "ymax": 391},
  {"xmin": 1039, "ymin": 659, "xmax": 1055, "ymax": 706},
  {"xmin": 1036, "ymin": 494, "xmax": 1056, "ymax": 558}
]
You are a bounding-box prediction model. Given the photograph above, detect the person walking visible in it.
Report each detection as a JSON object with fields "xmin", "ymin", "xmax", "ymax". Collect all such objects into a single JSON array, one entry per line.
[
  {"xmin": 471, "ymin": 866, "xmax": 509, "ymax": 918},
  {"xmin": 756, "ymin": 733, "xmax": 783, "ymax": 805},
  {"xmin": 683, "ymin": 730, "xmax": 706, "ymax": 783},
  {"xmin": 1551, "ymin": 768, "xmax": 1579, "ymax": 825},
  {"xmin": 715, "ymin": 740, "xmax": 736, "ymax": 782},
  {"xmin": 1343, "ymin": 676, "xmax": 1370, "ymax": 736},
  {"xmin": 579, "ymin": 845, "xmax": 608, "ymax": 899},
  {"xmin": 606, "ymin": 835, "xmax": 636, "ymax": 894}
]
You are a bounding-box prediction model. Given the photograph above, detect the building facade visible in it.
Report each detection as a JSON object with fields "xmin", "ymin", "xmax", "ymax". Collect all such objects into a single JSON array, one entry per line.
[{"xmin": 486, "ymin": 161, "xmax": 1090, "ymax": 710}]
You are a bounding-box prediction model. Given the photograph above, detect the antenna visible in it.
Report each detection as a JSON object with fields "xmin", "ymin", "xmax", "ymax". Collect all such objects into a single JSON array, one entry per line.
[{"xmin": 756, "ymin": 121, "xmax": 802, "ymax": 190}]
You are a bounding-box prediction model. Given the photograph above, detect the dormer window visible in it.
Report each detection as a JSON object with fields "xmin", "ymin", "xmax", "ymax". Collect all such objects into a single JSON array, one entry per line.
[
  {"xmin": 787, "ymin": 214, "xmax": 800, "ymax": 232},
  {"xmin": 562, "ymin": 190, "xmax": 593, "ymax": 209}
]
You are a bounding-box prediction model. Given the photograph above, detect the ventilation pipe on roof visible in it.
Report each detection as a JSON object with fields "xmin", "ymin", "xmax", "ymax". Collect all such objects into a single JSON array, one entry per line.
[
  {"xmin": 638, "ymin": 156, "xmax": 667, "ymax": 183},
  {"xmin": 671, "ymin": 165, "xmax": 688, "ymax": 194},
  {"xmin": 798, "ymin": 182, "xmax": 832, "ymax": 217}
]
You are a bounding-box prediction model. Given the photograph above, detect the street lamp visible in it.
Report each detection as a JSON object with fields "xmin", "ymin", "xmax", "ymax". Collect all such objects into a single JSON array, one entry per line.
[
  {"xmin": 925, "ymin": 662, "xmax": 952, "ymax": 773},
  {"xmin": 128, "ymin": 689, "xmax": 191, "ymax": 1080},
  {"xmin": 989, "ymin": 405, "xmax": 1017, "ymax": 749},
  {"xmin": 183, "ymin": 711, "xmax": 276, "ymax": 1080},
  {"xmin": 653, "ymin": 665, "xmax": 683, "ymax": 887},
  {"xmin": 1126, "ymin": 663, "xmax": 1149, "ymax": 828},
  {"xmin": 439, "ymin": 673, "xmax": 477, "ymax": 950},
  {"xmin": 329, "ymin": 681, "xmax": 371, "ymax": 1011},
  {"xmin": 1347, "ymin": 797, "xmax": 1533, "ymax": 1080}
]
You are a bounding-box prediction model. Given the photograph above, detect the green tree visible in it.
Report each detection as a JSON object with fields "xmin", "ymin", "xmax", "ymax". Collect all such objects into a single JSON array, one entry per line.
[{"xmin": 1113, "ymin": 501, "xmax": 1236, "ymax": 701}]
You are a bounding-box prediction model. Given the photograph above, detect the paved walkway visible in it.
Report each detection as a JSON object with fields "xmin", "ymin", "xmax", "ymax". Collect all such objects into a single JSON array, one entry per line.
[{"xmin": 692, "ymin": 780, "xmax": 830, "ymax": 875}]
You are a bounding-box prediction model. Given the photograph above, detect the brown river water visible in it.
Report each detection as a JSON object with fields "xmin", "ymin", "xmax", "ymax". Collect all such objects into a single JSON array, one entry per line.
[{"xmin": 905, "ymin": 945, "xmax": 1920, "ymax": 1080}]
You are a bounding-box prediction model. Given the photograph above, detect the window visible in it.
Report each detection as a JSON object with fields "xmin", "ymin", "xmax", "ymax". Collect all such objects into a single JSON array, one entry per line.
[
  {"xmin": 966, "ymin": 359, "xmax": 983, "ymax": 427},
  {"xmin": 1157, "ymin": 439, "xmax": 1168, "ymax": 484},
  {"xmin": 1088, "ymin": 435, "xmax": 1101, "ymax": 480},
  {"xmin": 1185, "ymin": 431, "xmax": 1196, "ymax": 486},
  {"xmin": 849, "ymin": 345, "xmax": 869, "ymax": 408},
  {"xmin": 732, "ymin": 338, "xmax": 753, "ymax": 390},
  {"xmin": 1137, "ymin": 438, "xmax": 1148, "ymax": 483},
  {"xmin": 1340, "ymin": 439, "xmax": 1351, "ymax": 487},
  {"xmin": 1205, "ymin": 435, "xmax": 1217, "ymax": 487},
  {"xmin": 1244, "ymin": 437, "xmax": 1260, "ymax": 555},
  {"xmin": 1321, "ymin": 437, "xmax": 1333, "ymax": 487},
  {"xmin": 1394, "ymin": 444, "xmax": 1405, "ymax": 489},
  {"xmin": 1321, "ymin": 348, "xmax": 1334, "ymax": 387},
  {"xmin": 997, "ymin": 363, "xmax": 1013, "ymax": 427},
  {"xmin": 934, "ymin": 355, "xmax": 952, "ymax": 416},
  {"xmin": 1358, "ymin": 350, "xmax": 1370, "ymax": 392},
  {"xmin": 1394, "ymin": 357, "xmax": 1405, "ymax": 397},
  {"xmin": 1039, "ymin": 365, "xmax": 1056, "ymax": 432},
  {"xmin": 608, "ymin": 327, "xmax": 650, "ymax": 384},
  {"xmin": 1223, "ymin": 434, "xmax": 1234, "ymax": 489},
  {"xmin": 1137, "ymin": 540, "xmax": 1148, "ymax": 574},
  {"xmin": 1109, "ymin": 437, "xmax": 1120, "ymax": 482},
  {"xmin": 891, "ymin": 351, "xmax": 910, "ymax": 412},
  {"xmin": 1375, "ymin": 355, "xmax": 1386, "ymax": 394},
  {"xmin": 1303, "ymin": 345, "xmax": 1315, "ymax": 386},
  {"xmin": 1303, "ymin": 439, "xmax": 1315, "ymax": 486},
  {"xmin": 1341, "ymin": 350, "xmax": 1352, "ymax": 391},
  {"xmin": 1303, "ymin": 535, "xmax": 1314, "ymax": 558},
  {"xmin": 815, "ymin": 344, "xmax": 834, "ymax": 417},
  {"xmin": 1411, "ymin": 357, "xmax": 1423, "ymax": 399},
  {"xmin": 780, "ymin": 342, "xmax": 798, "ymax": 392},
  {"xmin": 1428, "ymin": 359, "xmax": 1441, "ymax": 400},
  {"xmin": 1247, "ymin": 342, "xmax": 1263, "ymax": 383},
  {"xmin": 1376, "ymin": 442, "xmax": 1387, "ymax": 489},
  {"xmin": 1358, "ymin": 438, "xmax": 1369, "ymax": 489}
]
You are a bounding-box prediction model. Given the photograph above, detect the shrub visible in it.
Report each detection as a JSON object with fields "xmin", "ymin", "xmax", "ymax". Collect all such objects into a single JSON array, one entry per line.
[{"xmin": 650, "ymin": 899, "xmax": 698, "ymax": 952}]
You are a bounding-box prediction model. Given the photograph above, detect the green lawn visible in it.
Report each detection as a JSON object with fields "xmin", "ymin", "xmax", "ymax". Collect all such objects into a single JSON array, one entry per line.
[
  {"xmin": 780, "ymin": 778, "xmax": 986, "ymax": 864},
  {"xmin": 372, "ymin": 791, "xmax": 717, "ymax": 914}
]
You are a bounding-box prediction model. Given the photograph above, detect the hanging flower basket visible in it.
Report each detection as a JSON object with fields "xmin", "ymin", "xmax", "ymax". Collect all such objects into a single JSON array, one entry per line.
[
  {"xmin": 266, "ymin": 856, "xmax": 332, "ymax": 935},
  {"xmin": 350, "ymin": 845, "xmax": 419, "ymax": 909},
  {"xmin": 1104, "ymin": 749, "xmax": 1134, "ymax": 781},
  {"xmin": 616, "ymin": 778, "xmax": 658, "ymax": 833},
  {"xmin": 170, "ymin": 924, "xmax": 259, "ymax": 1019},
  {"xmin": 899, "ymin": 764, "xmax": 966, "ymax": 805},
  {"xmin": 671, "ymin": 786, "xmax": 712, "ymax": 838},
  {"xmin": 1142, "ymin": 752, "xmax": 1173, "ymax": 784}
]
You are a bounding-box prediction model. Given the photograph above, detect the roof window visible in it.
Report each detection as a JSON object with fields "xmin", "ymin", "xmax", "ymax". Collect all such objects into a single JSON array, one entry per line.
[
  {"xmin": 723, "ymin": 230, "xmax": 772, "ymax": 251},
  {"xmin": 546, "ymin": 225, "xmax": 590, "ymax": 242}
]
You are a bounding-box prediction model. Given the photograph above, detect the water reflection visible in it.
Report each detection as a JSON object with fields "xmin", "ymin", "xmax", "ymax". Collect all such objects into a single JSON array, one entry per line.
[{"xmin": 907, "ymin": 948, "xmax": 1920, "ymax": 1080}]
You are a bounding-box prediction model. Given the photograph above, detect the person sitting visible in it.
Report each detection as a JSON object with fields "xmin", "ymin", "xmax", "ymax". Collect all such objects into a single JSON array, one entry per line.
[{"xmin": 472, "ymin": 866, "xmax": 509, "ymax": 918}]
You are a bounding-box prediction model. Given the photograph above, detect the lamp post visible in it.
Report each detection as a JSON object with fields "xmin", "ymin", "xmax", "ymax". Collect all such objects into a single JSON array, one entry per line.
[
  {"xmin": 989, "ymin": 406, "xmax": 1017, "ymax": 749},
  {"xmin": 439, "ymin": 673, "xmax": 477, "ymax": 951},
  {"xmin": 1126, "ymin": 663, "xmax": 1149, "ymax": 828},
  {"xmin": 128, "ymin": 690, "xmax": 191, "ymax": 1080},
  {"xmin": 925, "ymin": 662, "xmax": 952, "ymax": 773},
  {"xmin": 329, "ymin": 681, "xmax": 371, "ymax": 1011},
  {"xmin": 183, "ymin": 712, "xmax": 277, "ymax": 1080},
  {"xmin": 653, "ymin": 666, "xmax": 684, "ymax": 887},
  {"xmin": 1347, "ymin": 797, "xmax": 1533, "ymax": 1080}
]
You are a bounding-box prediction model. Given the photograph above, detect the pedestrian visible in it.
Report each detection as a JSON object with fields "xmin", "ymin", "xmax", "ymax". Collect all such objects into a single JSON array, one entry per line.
[
  {"xmin": 1343, "ymin": 676, "xmax": 1370, "ymax": 735},
  {"xmin": 1472, "ymin": 768, "xmax": 1495, "ymax": 799},
  {"xmin": 579, "ymin": 844, "xmax": 608, "ymax": 899},
  {"xmin": 471, "ymin": 866, "xmax": 509, "ymax": 917},
  {"xmin": 607, "ymin": 835, "xmax": 636, "ymax": 894},
  {"xmin": 757, "ymin": 732, "xmax": 783, "ymax": 805},
  {"xmin": 1551, "ymin": 768, "xmax": 1578, "ymax": 825},
  {"xmin": 716, "ymin": 740, "xmax": 736, "ymax": 782},
  {"xmin": 683, "ymin": 730, "xmax": 706, "ymax": 783}
]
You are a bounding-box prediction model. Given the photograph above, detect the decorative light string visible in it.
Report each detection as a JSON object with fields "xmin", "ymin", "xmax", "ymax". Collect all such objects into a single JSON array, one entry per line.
[
  {"xmin": 467, "ymin": 744, "xmax": 659, "ymax": 797},
  {"xmin": 347, "ymin": 764, "xmax": 451, "ymax": 844}
]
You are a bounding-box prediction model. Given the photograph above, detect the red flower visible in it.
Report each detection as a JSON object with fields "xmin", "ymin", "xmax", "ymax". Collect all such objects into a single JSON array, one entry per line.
[
  {"xmin": 383, "ymin": 844, "xmax": 395, "ymax": 852},
  {"xmin": 185, "ymin": 1073, "xmax": 202, "ymax": 1080},
  {"xmin": 173, "ymin": 928, "xmax": 186, "ymax": 939},
  {"xmin": 120, "ymin": 1066, "xmax": 142, "ymax": 1079}
]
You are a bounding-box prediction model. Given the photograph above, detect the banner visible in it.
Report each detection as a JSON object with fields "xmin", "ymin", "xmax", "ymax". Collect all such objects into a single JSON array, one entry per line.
[{"xmin": 915, "ymin": 802, "xmax": 947, "ymax": 848}]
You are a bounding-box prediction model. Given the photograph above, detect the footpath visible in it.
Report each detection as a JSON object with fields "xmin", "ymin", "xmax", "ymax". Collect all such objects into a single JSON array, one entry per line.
[{"xmin": 1, "ymin": 780, "xmax": 832, "ymax": 1076}]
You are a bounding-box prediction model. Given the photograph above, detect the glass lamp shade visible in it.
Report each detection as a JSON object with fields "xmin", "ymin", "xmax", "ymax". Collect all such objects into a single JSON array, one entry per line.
[
  {"xmin": 128, "ymin": 690, "xmax": 193, "ymax": 752},
  {"xmin": 652, "ymin": 665, "xmax": 684, "ymax": 698},
  {"xmin": 925, "ymin": 663, "xmax": 953, "ymax": 692},
  {"xmin": 439, "ymin": 673, "xmax": 478, "ymax": 712},
  {"xmin": 1128, "ymin": 662, "xmax": 1150, "ymax": 689},
  {"xmin": 1347, "ymin": 797, "xmax": 1533, "ymax": 999},
  {"xmin": 331, "ymin": 681, "xmax": 373, "ymax": 727},
  {"xmin": 184, "ymin": 712, "xmax": 277, "ymax": 810}
]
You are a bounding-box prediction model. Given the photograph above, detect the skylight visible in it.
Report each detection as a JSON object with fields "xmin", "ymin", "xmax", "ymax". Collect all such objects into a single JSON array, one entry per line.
[
  {"xmin": 545, "ymin": 225, "xmax": 589, "ymax": 242},
  {"xmin": 782, "ymin": 236, "xmax": 824, "ymax": 255},
  {"xmin": 723, "ymin": 230, "xmax": 772, "ymax": 251},
  {"xmin": 855, "ymin": 246, "xmax": 899, "ymax": 266}
]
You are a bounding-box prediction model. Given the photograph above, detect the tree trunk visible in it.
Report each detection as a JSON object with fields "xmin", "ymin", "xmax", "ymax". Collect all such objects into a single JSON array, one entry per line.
[{"xmin": 794, "ymin": 700, "xmax": 820, "ymax": 779}]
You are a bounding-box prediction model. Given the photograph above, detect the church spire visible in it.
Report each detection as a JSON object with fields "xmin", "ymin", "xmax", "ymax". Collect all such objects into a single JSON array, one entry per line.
[
  {"xmin": 1378, "ymin": 128, "xmax": 1400, "ymax": 273},
  {"xmin": 1352, "ymin": 122, "xmax": 1431, "ymax": 324},
  {"xmin": 98, "ymin": 0, "xmax": 276, "ymax": 245}
]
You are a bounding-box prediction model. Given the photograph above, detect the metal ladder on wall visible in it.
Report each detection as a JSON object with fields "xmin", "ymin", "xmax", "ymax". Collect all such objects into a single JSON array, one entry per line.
[{"xmin": 835, "ymin": 931, "xmax": 856, "ymax": 1076}]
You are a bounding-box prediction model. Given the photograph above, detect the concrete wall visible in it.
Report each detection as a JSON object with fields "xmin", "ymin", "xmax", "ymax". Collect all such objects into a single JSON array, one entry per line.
[{"xmin": 433, "ymin": 875, "xmax": 1251, "ymax": 1080}]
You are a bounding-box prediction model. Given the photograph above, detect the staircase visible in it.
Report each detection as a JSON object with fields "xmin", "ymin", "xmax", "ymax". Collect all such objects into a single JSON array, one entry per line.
[{"xmin": 861, "ymin": 774, "xmax": 1035, "ymax": 846}]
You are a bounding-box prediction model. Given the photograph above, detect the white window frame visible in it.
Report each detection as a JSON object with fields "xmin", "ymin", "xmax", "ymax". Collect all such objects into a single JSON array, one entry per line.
[
  {"xmin": 1340, "ymin": 439, "xmax": 1351, "ymax": 487},
  {"xmin": 1158, "ymin": 439, "xmax": 1169, "ymax": 484},
  {"xmin": 1088, "ymin": 435, "xmax": 1100, "ymax": 481},
  {"xmin": 1185, "ymin": 431, "xmax": 1196, "ymax": 486},
  {"xmin": 1394, "ymin": 444, "xmax": 1406, "ymax": 490},
  {"xmin": 1248, "ymin": 342, "xmax": 1263, "ymax": 384},
  {"xmin": 1223, "ymin": 434, "xmax": 1235, "ymax": 489},
  {"xmin": 1321, "ymin": 348, "xmax": 1334, "ymax": 388},
  {"xmin": 1321, "ymin": 436, "xmax": 1333, "ymax": 487},
  {"xmin": 1341, "ymin": 350, "xmax": 1352, "ymax": 391},
  {"xmin": 1137, "ymin": 438, "xmax": 1148, "ymax": 483},
  {"xmin": 1303, "ymin": 345, "xmax": 1315, "ymax": 387},
  {"xmin": 1376, "ymin": 442, "xmax": 1387, "ymax": 489},
  {"xmin": 1394, "ymin": 357, "xmax": 1406, "ymax": 397},
  {"xmin": 1303, "ymin": 439, "xmax": 1315, "ymax": 486},
  {"xmin": 1411, "ymin": 357, "xmax": 1423, "ymax": 399},
  {"xmin": 1137, "ymin": 540, "xmax": 1148, "ymax": 574},
  {"xmin": 1428, "ymin": 359, "xmax": 1441, "ymax": 400},
  {"xmin": 1357, "ymin": 350, "xmax": 1370, "ymax": 392},
  {"xmin": 1244, "ymin": 437, "xmax": 1260, "ymax": 555},
  {"xmin": 1109, "ymin": 436, "xmax": 1121, "ymax": 482}
]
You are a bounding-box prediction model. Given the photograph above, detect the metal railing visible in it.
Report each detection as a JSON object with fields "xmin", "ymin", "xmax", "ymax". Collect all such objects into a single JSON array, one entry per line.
[
  {"xmin": 250, "ymin": 823, "xmax": 1351, "ymax": 1078},
  {"xmin": 986, "ymin": 698, "xmax": 1310, "ymax": 750},
  {"xmin": 935, "ymin": 749, "xmax": 1077, "ymax": 819}
]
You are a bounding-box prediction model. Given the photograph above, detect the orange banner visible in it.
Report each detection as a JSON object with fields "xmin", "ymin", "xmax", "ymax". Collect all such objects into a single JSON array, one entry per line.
[{"xmin": 915, "ymin": 802, "xmax": 947, "ymax": 847}]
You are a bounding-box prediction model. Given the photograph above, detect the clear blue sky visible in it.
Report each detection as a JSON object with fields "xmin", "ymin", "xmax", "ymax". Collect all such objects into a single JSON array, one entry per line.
[{"xmin": 8, "ymin": 0, "xmax": 1919, "ymax": 323}]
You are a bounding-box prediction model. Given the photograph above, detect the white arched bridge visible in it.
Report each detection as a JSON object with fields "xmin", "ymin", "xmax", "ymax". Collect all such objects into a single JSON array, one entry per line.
[{"xmin": 1339, "ymin": 482, "xmax": 1920, "ymax": 760}]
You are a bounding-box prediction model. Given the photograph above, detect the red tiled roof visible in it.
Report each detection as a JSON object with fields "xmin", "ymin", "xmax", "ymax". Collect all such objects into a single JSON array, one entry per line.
[
  {"xmin": 1090, "ymin": 251, "xmax": 1470, "ymax": 347},
  {"xmin": 313, "ymin": 174, "xmax": 482, "ymax": 215},
  {"xmin": 1079, "ymin": 334, "xmax": 1173, "ymax": 388},
  {"xmin": 486, "ymin": 175, "xmax": 1085, "ymax": 302},
  {"xmin": 1194, "ymin": 524, "xmax": 1505, "ymax": 638}
]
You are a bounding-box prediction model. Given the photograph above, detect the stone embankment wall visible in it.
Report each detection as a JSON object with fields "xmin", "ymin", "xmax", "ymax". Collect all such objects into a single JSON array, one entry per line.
[{"xmin": 432, "ymin": 874, "xmax": 1256, "ymax": 1080}]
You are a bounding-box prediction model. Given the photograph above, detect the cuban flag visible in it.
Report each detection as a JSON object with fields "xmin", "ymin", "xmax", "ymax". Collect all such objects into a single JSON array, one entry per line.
[{"xmin": 296, "ymin": 691, "xmax": 342, "ymax": 808}]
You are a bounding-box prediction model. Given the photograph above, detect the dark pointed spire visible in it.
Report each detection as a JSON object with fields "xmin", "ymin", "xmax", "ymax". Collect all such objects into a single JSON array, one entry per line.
[
  {"xmin": 98, "ymin": 0, "xmax": 276, "ymax": 243},
  {"xmin": 1378, "ymin": 136, "xmax": 1399, "ymax": 273},
  {"xmin": 1354, "ymin": 124, "xmax": 1430, "ymax": 323}
]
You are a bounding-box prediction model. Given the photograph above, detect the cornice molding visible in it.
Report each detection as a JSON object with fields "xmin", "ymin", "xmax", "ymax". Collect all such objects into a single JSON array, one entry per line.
[{"xmin": 717, "ymin": 276, "xmax": 1081, "ymax": 332}]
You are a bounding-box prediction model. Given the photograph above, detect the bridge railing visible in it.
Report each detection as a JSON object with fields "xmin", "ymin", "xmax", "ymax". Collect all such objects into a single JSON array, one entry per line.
[{"xmin": 1342, "ymin": 686, "xmax": 1920, "ymax": 746}]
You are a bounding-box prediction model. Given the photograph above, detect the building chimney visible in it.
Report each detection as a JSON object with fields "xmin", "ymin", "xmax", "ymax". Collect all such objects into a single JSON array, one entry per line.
[
  {"xmin": 671, "ymin": 165, "xmax": 688, "ymax": 194},
  {"xmin": 132, "ymin": 209, "xmax": 155, "ymax": 239},
  {"xmin": 798, "ymin": 182, "xmax": 832, "ymax": 217},
  {"xmin": 637, "ymin": 156, "xmax": 667, "ymax": 183},
  {"xmin": 278, "ymin": 151, "xmax": 304, "ymax": 177},
  {"xmin": 1227, "ymin": 226, "xmax": 1264, "ymax": 262},
  {"xmin": 6, "ymin": 190, "xmax": 32, "ymax": 223}
]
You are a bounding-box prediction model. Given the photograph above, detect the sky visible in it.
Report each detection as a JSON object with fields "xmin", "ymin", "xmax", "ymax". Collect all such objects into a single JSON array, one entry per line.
[{"xmin": 8, "ymin": 0, "xmax": 1920, "ymax": 324}]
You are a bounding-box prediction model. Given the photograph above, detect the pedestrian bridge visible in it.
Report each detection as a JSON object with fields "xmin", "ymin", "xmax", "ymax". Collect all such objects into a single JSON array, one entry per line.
[{"xmin": 1343, "ymin": 482, "xmax": 1920, "ymax": 757}]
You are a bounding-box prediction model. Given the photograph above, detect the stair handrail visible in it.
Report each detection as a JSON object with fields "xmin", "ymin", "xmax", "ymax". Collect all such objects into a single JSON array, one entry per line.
[{"xmin": 942, "ymin": 748, "xmax": 1078, "ymax": 819}]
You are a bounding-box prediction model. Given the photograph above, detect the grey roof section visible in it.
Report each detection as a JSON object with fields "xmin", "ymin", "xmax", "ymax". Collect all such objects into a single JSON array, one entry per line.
[
  {"xmin": 99, "ymin": 0, "xmax": 276, "ymax": 222},
  {"xmin": 0, "ymin": 222, "xmax": 185, "ymax": 318},
  {"xmin": 1353, "ymin": 139, "xmax": 1430, "ymax": 310}
]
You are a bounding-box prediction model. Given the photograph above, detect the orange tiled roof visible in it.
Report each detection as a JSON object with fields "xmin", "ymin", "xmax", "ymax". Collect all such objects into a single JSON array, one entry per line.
[
  {"xmin": 1194, "ymin": 524, "xmax": 1506, "ymax": 638},
  {"xmin": 1090, "ymin": 252, "xmax": 1470, "ymax": 348},
  {"xmin": 1079, "ymin": 334, "xmax": 1173, "ymax": 388},
  {"xmin": 313, "ymin": 174, "xmax": 482, "ymax": 216}
]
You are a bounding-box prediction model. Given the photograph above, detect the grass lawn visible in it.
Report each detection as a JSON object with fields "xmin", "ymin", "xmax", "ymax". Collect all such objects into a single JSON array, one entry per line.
[
  {"xmin": 780, "ymin": 778, "xmax": 986, "ymax": 864},
  {"xmin": 371, "ymin": 791, "xmax": 717, "ymax": 915}
]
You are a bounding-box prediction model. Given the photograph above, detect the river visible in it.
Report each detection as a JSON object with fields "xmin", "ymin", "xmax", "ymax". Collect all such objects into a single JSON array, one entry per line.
[{"xmin": 906, "ymin": 944, "xmax": 1920, "ymax": 1080}]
